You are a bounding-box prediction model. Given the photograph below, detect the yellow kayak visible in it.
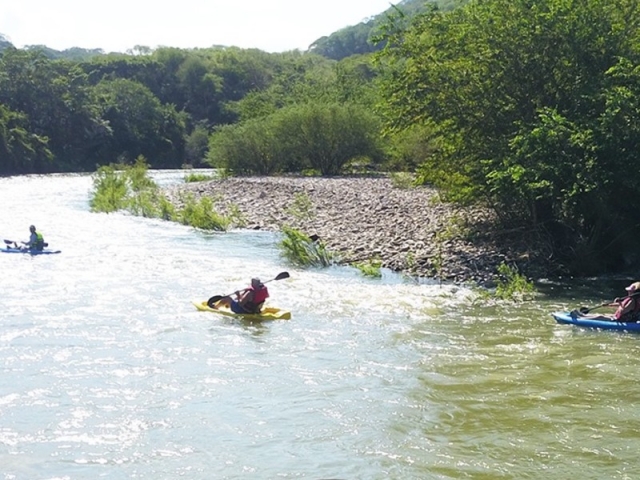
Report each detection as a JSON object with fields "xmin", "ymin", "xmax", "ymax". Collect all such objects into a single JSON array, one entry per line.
[{"xmin": 192, "ymin": 300, "xmax": 292, "ymax": 320}]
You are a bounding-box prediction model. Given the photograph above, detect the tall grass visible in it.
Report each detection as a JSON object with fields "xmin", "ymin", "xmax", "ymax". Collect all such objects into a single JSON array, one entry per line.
[
  {"xmin": 353, "ymin": 258, "xmax": 382, "ymax": 278},
  {"xmin": 278, "ymin": 227, "xmax": 335, "ymax": 267},
  {"xmin": 89, "ymin": 158, "xmax": 233, "ymax": 231},
  {"xmin": 177, "ymin": 194, "xmax": 230, "ymax": 231},
  {"xmin": 495, "ymin": 262, "xmax": 536, "ymax": 300},
  {"xmin": 89, "ymin": 165, "xmax": 129, "ymax": 213}
]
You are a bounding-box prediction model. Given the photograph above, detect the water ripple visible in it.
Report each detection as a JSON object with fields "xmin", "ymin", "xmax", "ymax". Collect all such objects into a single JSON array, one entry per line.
[{"xmin": 0, "ymin": 172, "xmax": 638, "ymax": 478}]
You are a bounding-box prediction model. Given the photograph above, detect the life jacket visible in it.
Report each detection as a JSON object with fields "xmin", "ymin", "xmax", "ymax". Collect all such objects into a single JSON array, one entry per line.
[
  {"xmin": 32, "ymin": 232, "xmax": 45, "ymax": 250},
  {"xmin": 241, "ymin": 285, "xmax": 269, "ymax": 313},
  {"xmin": 615, "ymin": 296, "xmax": 640, "ymax": 322}
]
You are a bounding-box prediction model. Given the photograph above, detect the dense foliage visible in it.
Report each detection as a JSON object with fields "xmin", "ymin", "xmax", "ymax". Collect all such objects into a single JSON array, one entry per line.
[
  {"xmin": 0, "ymin": 43, "xmax": 390, "ymax": 175},
  {"xmin": 208, "ymin": 102, "xmax": 384, "ymax": 175},
  {"xmin": 278, "ymin": 227, "xmax": 335, "ymax": 268},
  {"xmin": 376, "ymin": 0, "xmax": 640, "ymax": 273}
]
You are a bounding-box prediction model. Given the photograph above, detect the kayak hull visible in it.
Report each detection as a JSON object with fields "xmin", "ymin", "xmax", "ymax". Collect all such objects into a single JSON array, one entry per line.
[
  {"xmin": 193, "ymin": 300, "xmax": 291, "ymax": 320},
  {"xmin": 552, "ymin": 311, "xmax": 640, "ymax": 333},
  {"xmin": 1, "ymin": 247, "xmax": 61, "ymax": 255}
]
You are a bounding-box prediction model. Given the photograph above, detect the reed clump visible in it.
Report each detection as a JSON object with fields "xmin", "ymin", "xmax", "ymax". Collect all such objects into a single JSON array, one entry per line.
[
  {"xmin": 90, "ymin": 158, "xmax": 234, "ymax": 231},
  {"xmin": 353, "ymin": 258, "xmax": 382, "ymax": 278},
  {"xmin": 278, "ymin": 227, "xmax": 335, "ymax": 267}
]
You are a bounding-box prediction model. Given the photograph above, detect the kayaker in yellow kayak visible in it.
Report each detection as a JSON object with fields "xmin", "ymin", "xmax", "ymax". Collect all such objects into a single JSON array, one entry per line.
[{"xmin": 214, "ymin": 278, "xmax": 270, "ymax": 314}]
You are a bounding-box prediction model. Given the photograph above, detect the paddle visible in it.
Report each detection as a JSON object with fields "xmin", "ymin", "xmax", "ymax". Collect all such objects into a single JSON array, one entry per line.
[
  {"xmin": 207, "ymin": 271, "xmax": 290, "ymax": 307},
  {"xmin": 579, "ymin": 291, "xmax": 640, "ymax": 314},
  {"xmin": 578, "ymin": 303, "xmax": 612, "ymax": 314},
  {"xmin": 3, "ymin": 239, "xmax": 19, "ymax": 249},
  {"xmin": 3, "ymin": 238, "xmax": 49, "ymax": 249}
]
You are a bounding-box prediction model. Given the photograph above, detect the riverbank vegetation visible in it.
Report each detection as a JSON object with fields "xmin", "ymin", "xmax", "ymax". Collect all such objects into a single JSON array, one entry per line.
[
  {"xmin": 5, "ymin": 0, "xmax": 640, "ymax": 279},
  {"xmin": 278, "ymin": 228, "xmax": 335, "ymax": 268},
  {"xmin": 90, "ymin": 159, "xmax": 235, "ymax": 231}
]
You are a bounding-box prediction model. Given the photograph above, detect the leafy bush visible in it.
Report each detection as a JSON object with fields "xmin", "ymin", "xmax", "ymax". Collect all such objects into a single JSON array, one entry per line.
[
  {"xmin": 353, "ymin": 258, "xmax": 382, "ymax": 278},
  {"xmin": 177, "ymin": 194, "xmax": 230, "ymax": 231},
  {"xmin": 278, "ymin": 227, "xmax": 335, "ymax": 267},
  {"xmin": 157, "ymin": 196, "xmax": 177, "ymax": 221},
  {"xmin": 89, "ymin": 164, "xmax": 129, "ymax": 213},
  {"xmin": 89, "ymin": 159, "xmax": 232, "ymax": 231},
  {"xmin": 495, "ymin": 262, "xmax": 535, "ymax": 300},
  {"xmin": 127, "ymin": 189, "xmax": 160, "ymax": 218},
  {"xmin": 208, "ymin": 102, "xmax": 384, "ymax": 176}
]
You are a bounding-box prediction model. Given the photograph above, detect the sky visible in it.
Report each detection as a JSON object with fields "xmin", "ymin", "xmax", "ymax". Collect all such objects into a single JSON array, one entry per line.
[{"xmin": 0, "ymin": 0, "xmax": 397, "ymax": 53}]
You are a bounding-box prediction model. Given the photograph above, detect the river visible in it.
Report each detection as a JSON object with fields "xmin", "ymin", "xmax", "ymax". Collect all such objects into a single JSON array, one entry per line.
[{"xmin": 1, "ymin": 171, "xmax": 639, "ymax": 479}]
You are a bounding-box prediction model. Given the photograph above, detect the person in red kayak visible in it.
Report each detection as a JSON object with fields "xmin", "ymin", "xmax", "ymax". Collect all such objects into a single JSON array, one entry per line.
[
  {"xmin": 609, "ymin": 281, "xmax": 640, "ymax": 322},
  {"xmin": 214, "ymin": 278, "xmax": 270, "ymax": 314}
]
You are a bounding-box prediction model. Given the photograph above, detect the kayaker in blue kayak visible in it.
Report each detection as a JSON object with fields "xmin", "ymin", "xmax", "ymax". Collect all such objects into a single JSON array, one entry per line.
[
  {"xmin": 214, "ymin": 278, "xmax": 270, "ymax": 314},
  {"xmin": 23, "ymin": 225, "xmax": 45, "ymax": 251},
  {"xmin": 610, "ymin": 281, "xmax": 640, "ymax": 322},
  {"xmin": 575, "ymin": 281, "xmax": 640, "ymax": 322}
]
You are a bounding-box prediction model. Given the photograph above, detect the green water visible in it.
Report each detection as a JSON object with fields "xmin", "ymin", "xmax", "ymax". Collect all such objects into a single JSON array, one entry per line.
[{"xmin": 0, "ymin": 172, "xmax": 638, "ymax": 479}]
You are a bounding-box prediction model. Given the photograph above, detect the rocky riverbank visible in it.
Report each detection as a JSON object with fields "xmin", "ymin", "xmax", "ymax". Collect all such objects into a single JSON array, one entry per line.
[{"xmin": 164, "ymin": 176, "xmax": 551, "ymax": 286}]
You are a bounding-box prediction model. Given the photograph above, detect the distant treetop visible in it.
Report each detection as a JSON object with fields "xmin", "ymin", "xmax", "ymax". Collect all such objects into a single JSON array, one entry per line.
[{"xmin": 308, "ymin": 0, "xmax": 465, "ymax": 60}]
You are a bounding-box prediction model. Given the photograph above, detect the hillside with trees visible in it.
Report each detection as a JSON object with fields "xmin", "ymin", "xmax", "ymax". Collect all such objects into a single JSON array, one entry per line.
[{"xmin": 308, "ymin": 0, "xmax": 465, "ymax": 60}]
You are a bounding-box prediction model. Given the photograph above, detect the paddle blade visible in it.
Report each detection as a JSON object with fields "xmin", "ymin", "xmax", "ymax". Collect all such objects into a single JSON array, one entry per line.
[
  {"xmin": 207, "ymin": 296, "xmax": 223, "ymax": 308},
  {"xmin": 3, "ymin": 239, "xmax": 15, "ymax": 245},
  {"xmin": 274, "ymin": 271, "xmax": 290, "ymax": 281}
]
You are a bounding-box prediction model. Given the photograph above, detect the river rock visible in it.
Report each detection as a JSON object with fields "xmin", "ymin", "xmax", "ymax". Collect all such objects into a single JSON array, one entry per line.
[{"xmin": 164, "ymin": 176, "xmax": 549, "ymax": 286}]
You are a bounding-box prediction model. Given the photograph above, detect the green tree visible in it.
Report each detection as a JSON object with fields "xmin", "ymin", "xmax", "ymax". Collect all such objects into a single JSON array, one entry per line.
[
  {"xmin": 377, "ymin": 0, "xmax": 640, "ymax": 272},
  {"xmin": 208, "ymin": 102, "xmax": 383, "ymax": 175},
  {"xmin": 208, "ymin": 119, "xmax": 284, "ymax": 175},
  {"xmin": 281, "ymin": 102, "xmax": 383, "ymax": 175},
  {"xmin": 0, "ymin": 104, "xmax": 53, "ymax": 174},
  {"xmin": 184, "ymin": 123, "xmax": 211, "ymax": 166},
  {"xmin": 176, "ymin": 55, "xmax": 223, "ymax": 124},
  {"xmin": 0, "ymin": 48, "xmax": 109, "ymax": 171},
  {"xmin": 229, "ymin": 52, "xmax": 338, "ymax": 121},
  {"xmin": 91, "ymin": 78, "xmax": 186, "ymax": 167}
]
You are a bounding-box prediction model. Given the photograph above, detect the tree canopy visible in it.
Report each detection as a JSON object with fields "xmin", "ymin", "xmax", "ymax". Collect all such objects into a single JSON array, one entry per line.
[
  {"xmin": 376, "ymin": 0, "xmax": 640, "ymax": 273},
  {"xmin": 308, "ymin": 0, "xmax": 464, "ymax": 60}
]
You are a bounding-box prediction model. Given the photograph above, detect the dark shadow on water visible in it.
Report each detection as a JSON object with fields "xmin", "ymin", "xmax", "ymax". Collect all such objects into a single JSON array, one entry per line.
[{"xmin": 535, "ymin": 275, "xmax": 638, "ymax": 304}]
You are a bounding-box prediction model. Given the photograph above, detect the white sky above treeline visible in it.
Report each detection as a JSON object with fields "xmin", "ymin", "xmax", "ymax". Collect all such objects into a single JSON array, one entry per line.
[{"xmin": 0, "ymin": 0, "xmax": 396, "ymax": 53}]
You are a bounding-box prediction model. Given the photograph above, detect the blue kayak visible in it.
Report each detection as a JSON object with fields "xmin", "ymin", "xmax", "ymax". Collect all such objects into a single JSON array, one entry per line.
[
  {"xmin": 1, "ymin": 246, "xmax": 61, "ymax": 255},
  {"xmin": 552, "ymin": 311, "xmax": 640, "ymax": 333}
]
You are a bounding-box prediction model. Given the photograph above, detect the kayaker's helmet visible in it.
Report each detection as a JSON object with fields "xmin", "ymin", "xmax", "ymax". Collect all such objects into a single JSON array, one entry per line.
[
  {"xmin": 251, "ymin": 278, "xmax": 262, "ymax": 288},
  {"xmin": 29, "ymin": 225, "xmax": 36, "ymax": 232},
  {"xmin": 626, "ymin": 281, "xmax": 640, "ymax": 292}
]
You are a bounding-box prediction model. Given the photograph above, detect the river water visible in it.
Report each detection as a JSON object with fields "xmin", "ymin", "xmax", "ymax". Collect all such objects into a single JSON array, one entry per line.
[{"xmin": 1, "ymin": 171, "xmax": 639, "ymax": 479}]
